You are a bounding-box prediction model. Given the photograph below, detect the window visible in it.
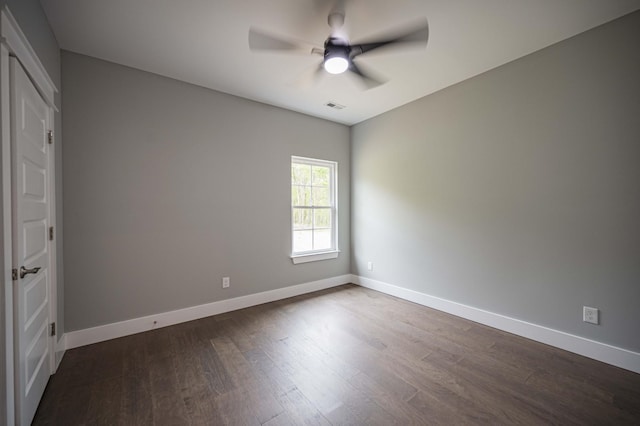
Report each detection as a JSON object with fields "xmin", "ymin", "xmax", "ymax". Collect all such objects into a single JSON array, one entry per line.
[{"xmin": 291, "ymin": 156, "xmax": 338, "ymax": 263}]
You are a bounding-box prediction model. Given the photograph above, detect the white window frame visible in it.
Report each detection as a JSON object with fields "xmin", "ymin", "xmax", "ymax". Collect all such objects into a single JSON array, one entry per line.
[{"xmin": 291, "ymin": 156, "xmax": 339, "ymax": 264}]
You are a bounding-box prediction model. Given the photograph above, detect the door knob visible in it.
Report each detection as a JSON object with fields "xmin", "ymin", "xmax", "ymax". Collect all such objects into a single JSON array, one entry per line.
[{"xmin": 19, "ymin": 266, "xmax": 41, "ymax": 279}]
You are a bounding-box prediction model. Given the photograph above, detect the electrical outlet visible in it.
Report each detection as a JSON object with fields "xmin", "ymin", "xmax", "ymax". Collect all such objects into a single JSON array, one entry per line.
[
  {"xmin": 222, "ymin": 277, "xmax": 230, "ymax": 289},
  {"xmin": 367, "ymin": 261, "xmax": 373, "ymax": 271},
  {"xmin": 583, "ymin": 306, "xmax": 599, "ymax": 324}
]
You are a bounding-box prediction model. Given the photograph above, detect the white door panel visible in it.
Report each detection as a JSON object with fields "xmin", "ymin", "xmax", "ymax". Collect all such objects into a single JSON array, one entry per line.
[{"xmin": 11, "ymin": 57, "xmax": 52, "ymax": 426}]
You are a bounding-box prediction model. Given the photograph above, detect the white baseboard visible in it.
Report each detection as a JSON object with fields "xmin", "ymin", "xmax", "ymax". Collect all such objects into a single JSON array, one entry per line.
[
  {"xmin": 61, "ymin": 273, "xmax": 640, "ymax": 374},
  {"xmin": 353, "ymin": 275, "xmax": 640, "ymax": 374},
  {"xmin": 65, "ymin": 274, "xmax": 352, "ymax": 350}
]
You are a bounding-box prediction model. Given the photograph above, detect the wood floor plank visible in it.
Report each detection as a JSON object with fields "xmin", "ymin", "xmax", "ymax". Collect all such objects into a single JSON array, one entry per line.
[
  {"xmin": 144, "ymin": 329, "xmax": 192, "ymax": 425},
  {"xmin": 407, "ymin": 389, "xmax": 469, "ymax": 425},
  {"xmin": 421, "ymin": 352, "xmax": 560, "ymax": 424},
  {"xmin": 433, "ymin": 349, "xmax": 584, "ymax": 424},
  {"xmin": 524, "ymin": 369, "xmax": 636, "ymax": 424},
  {"xmin": 346, "ymin": 370, "xmax": 427, "ymax": 424},
  {"xmin": 243, "ymin": 348, "xmax": 331, "ymax": 426},
  {"xmin": 85, "ymin": 376, "xmax": 125, "ymax": 425},
  {"xmin": 120, "ymin": 335, "xmax": 153, "ymax": 425},
  {"xmin": 32, "ymin": 284, "xmax": 640, "ymax": 425},
  {"xmin": 211, "ymin": 334, "xmax": 285, "ymax": 424},
  {"xmin": 262, "ymin": 411, "xmax": 297, "ymax": 426},
  {"xmin": 259, "ymin": 334, "xmax": 396, "ymax": 424},
  {"xmin": 292, "ymin": 312, "xmax": 420, "ymax": 403},
  {"xmin": 166, "ymin": 322, "xmax": 226, "ymax": 425}
]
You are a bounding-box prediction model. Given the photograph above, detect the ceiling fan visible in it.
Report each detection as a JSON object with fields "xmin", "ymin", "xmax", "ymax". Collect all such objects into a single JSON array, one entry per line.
[{"xmin": 248, "ymin": 3, "xmax": 429, "ymax": 89}]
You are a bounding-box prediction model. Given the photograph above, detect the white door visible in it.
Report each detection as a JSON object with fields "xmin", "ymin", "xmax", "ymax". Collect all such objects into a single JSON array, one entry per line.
[{"xmin": 10, "ymin": 57, "xmax": 52, "ymax": 426}]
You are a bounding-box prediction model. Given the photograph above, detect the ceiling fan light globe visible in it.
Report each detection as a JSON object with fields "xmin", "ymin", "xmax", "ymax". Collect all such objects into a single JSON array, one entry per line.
[{"xmin": 324, "ymin": 57, "xmax": 349, "ymax": 74}]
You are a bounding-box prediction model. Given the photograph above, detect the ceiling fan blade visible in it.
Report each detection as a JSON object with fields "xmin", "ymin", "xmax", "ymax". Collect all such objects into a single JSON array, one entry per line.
[
  {"xmin": 348, "ymin": 60, "xmax": 387, "ymax": 90},
  {"xmin": 248, "ymin": 27, "xmax": 319, "ymax": 54},
  {"xmin": 351, "ymin": 18, "xmax": 429, "ymax": 57},
  {"xmin": 294, "ymin": 63, "xmax": 326, "ymax": 89}
]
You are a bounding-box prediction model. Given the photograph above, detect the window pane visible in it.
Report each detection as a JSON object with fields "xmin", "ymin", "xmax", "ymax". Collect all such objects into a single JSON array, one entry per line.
[
  {"xmin": 293, "ymin": 230, "xmax": 313, "ymax": 252},
  {"xmin": 292, "ymin": 185, "xmax": 311, "ymax": 206},
  {"xmin": 313, "ymin": 229, "xmax": 332, "ymax": 250},
  {"xmin": 312, "ymin": 187, "xmax": 330, "ymax": 206},
  {"xmin": 292, "ymin": 157, "xmax": 337, "ymax": 256},
  {"xmin": 292, "ymin": 163, "xmax": 311, "ymax": 185},
  {"xmin": 314, "ymin": 209, "xmax": 331, "ymax": 229},
  {"xmin": 293, "ymin": 208, "xmax": 312, "ymax": 230},
  {"xmin": 312, "ymin": 165, "xmax": 330, "ymax": 186}
]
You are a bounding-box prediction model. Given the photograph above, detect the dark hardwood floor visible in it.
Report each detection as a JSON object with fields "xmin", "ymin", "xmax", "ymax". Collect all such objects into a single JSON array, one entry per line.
[{"xmin": 33, "ymin": 284, "xmax": 640, "ymax": 425}]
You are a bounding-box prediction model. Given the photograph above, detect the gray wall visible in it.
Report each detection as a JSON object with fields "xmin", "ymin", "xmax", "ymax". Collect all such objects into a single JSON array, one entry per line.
[
  {"xmin": 61, "ymin": 51, "xmax": 350, "ymax": 331},
  {"xmin": 0, "ymin": 0, "xmax": 61, "ymax": 421},
  {"xmin": 351, "ymin": 11, "xmax": 640, "ymax": 352}
]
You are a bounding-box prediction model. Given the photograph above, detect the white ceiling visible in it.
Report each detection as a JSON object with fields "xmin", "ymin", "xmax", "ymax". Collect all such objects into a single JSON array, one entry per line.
[{"xmin": 40, "ymin": 0, "xmax": 640, "ymax": 125}]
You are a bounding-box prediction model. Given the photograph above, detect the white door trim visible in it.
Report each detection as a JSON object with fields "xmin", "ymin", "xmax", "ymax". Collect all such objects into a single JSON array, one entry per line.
[
  {"xmin": 1, "ymin": 40, "xmax": 15, "ymax": 426},
  {"xmin": 0, "ymin": 8, "xmax": 57, "ymax": 109},
  {"xmin": 1, "ymin": 6, "xmax": 58, "ymax": 426}
]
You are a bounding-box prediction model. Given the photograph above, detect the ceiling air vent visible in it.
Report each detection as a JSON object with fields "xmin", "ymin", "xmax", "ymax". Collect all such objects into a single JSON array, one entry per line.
[{"xmin": 325, "ymin": 101, "xmax": 346, "ymax": 110}]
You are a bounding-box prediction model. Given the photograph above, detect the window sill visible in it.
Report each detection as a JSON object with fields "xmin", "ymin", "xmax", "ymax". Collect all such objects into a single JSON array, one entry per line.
[{"xmin": 291, "ymin": 250, "xmax": 340, "ymax": 264}]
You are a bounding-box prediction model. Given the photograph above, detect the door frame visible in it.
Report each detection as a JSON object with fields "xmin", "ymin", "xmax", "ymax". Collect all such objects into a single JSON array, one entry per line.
[{"xmin": 1, "ymin": 6, "xmax": 58, "ymax": 425}]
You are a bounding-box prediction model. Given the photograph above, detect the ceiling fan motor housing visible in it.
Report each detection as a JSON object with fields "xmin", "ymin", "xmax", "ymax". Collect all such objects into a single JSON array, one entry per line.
[
  {"xmin": 323, "ymin": 38, "xmax": 351, "ymax": 74},
  {"xmin": 324, "ymin": 37, "xmax": 351, "ymax": 60}
]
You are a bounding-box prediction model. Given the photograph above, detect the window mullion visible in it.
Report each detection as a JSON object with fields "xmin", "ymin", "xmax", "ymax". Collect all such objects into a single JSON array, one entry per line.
[{"xmin": 311, "ymin": 179, "xmax": 315, "ymax": 250}]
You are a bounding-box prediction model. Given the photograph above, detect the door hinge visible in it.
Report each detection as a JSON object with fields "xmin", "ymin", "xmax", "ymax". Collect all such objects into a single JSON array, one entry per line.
[
  {"xmin": 49, "ymin": 226, "xmax": 54, "ymax": 241},
  {"xmin": 12, "ymin": 268, "xmax": 18, "ymax": 281},
  {"xmin": 47, "ymin": 130, "xmax": 53, "ymax": 145},
  {"xmin": 50, "ymin": 322, "xmax": 56, "ymax": 337}
]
